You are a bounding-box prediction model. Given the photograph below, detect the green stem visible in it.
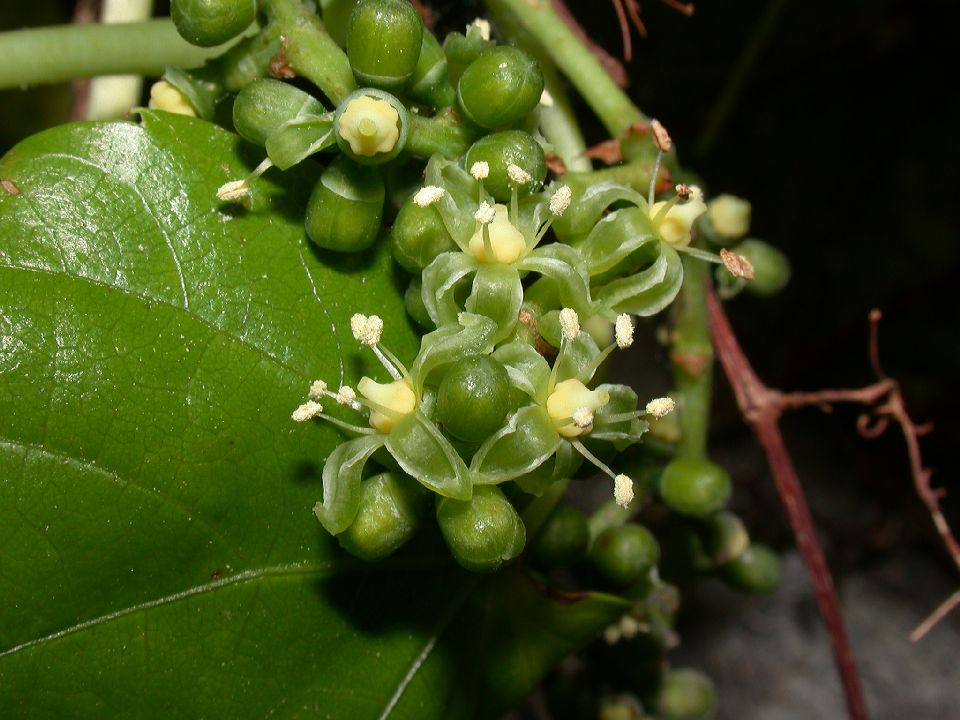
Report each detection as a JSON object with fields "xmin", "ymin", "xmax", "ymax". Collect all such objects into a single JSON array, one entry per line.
[
  {"xmin": 521, "ymin": 477, "xmax": 571, "ymax": 539},
  {"xmin": 406, "ymin": 109, "xmax": 473, "ymax": 159},
  {"xmin": 0, "ymin": 20, "xmax": 235, "ymax": 90},
  {"xmin": 671, "ymin": 254, "xmax": 713, "ymax": 458},
  {"xmin": 265, "ymin": 0, "xmax": 356, "ymax": 105},
  {"xmin": 483, "ymin": 0, "xmax": 645, "ymax": 138}
]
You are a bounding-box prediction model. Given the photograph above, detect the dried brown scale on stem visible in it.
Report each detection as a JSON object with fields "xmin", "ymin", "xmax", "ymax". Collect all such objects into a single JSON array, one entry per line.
[{"xmin": 705, "ymin": 285, "xmax": 869, "ymax": 720}]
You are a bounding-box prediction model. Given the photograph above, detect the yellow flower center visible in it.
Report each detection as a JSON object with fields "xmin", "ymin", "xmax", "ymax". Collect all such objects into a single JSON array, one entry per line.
[
  {"xmin": 337, "ymin": 95, "xmax": 400, "ymax": 157},
  {"xmin": 545, "ymin": 379, "xmax": 610, "ymax": 438},
  {"xmin": 357, "ymin": 377, "xmax": 416, "ymax": 432},
  {"xmin": 468, "ymin": 204, "xmax": 527, "ymax": 264},
  {"xmin": 147, "ymin": 81, "xmax": 196, "ymax": 117},
  {"xmin": 650, "ymin": 196, "xmax": 707, "ymax": 247}
]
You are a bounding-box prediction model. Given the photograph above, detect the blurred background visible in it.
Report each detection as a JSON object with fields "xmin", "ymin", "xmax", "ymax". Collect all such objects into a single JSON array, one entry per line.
[{"xmin": 2, "ymin": 1, "xmax": 957, "ymax": 717}]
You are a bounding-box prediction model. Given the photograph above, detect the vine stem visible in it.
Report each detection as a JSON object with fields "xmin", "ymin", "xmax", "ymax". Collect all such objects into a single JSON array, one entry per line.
[
  {"xmin": 483, "ymin": 0, "xmax": 645, "ymax": 137},
  {"xmin": 705, "ymin": 285, "xmax": 869, "ymax": 720},
  {"xmin": 0, "ymin": 20, "xmax": 233, "ymax": 90}
]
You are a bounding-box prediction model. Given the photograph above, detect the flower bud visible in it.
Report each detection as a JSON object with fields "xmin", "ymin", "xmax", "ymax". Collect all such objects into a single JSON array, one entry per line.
[
  {"xmin": 334, "ymin": 88, "xmax": 410, "ymax": 165},
  {"xmin": 233, "ymin": 79, "xmax": 326, "ymax": 148},
  {"xmin": 707, "ymin": 194, "xmax": 751, "ymax": 241},
  {"xmin": 390, "ymin": 199, "xmax": 457, "ymax": 271},
  {"xmin": 463, "ymin": 130, "xmax": 547, "ymax": 201},
  {"xmin": 171, "ymin": 0, "xmax": 255, "ymax": 47},
  {"xmin": 657, "ymin": 668, "xmax": 717, "ymax": 720},
  {"xmin": 436, "ymin": 355, "xmax": 511, "ymax": 442},
  {"xmin": 457, "ymin": 46, "xmax": 544, "ymax": 129},
  {"xmin": 659, "ymin": 458, "xmax": 732, "ymax": 518},
  {"xmin": 337, "ymin": 472, "xmax": 425, "ymax": 561},
  {"xmin": 590, "ymin": 524, "xmax": 660, "ymax": 587},
  {"xmin": 305, "ymin": 156, "xmax": 385, "ymax": 252},
  {"xmin": 529, "ymin": 504, "xmax": 589, "ymax": 568},
  {"xmin": 436, "ymin": 485, "xmax": 526, "ymax": 572},
  {"xmin": 699, "ymin": 510, "xmax": 749, "ymax": 566},
  {"xmin": 721, "ymin": 543, "xmax": 780, "ymax": 593},
  {"xmin": 736, "ymin": 239, "xmax": 791, "ymax": 296},
  {"xmin": 346, "ymin": 0, "xmax": 424, "ymax": 90}
]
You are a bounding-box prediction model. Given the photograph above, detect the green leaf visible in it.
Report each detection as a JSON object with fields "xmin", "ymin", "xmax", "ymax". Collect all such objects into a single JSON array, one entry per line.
[{"xmin": 0, "ymin": 112, "xmax": 620, "ymax": 718}]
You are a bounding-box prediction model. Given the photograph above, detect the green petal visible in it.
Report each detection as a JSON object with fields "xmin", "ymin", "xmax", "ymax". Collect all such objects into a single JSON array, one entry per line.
[
  {"xmin": 518, "ymin": 244, "xmax": 591, "ymax": 315},
  {"xmin": 386, "ymin": 410, "xmax": 472, "ymax": 499},
  {"xmin": 492, "ymin": 341, "xmax": 551, "ymax": 404},
  {"xmin": 265, "ymin": 114, "xmax": 336, "ymax": 170},
  {"xmin": 466, "ymin": 264, "xmax": 523, "ymax": 344},
  {"xmin": 471, "ymin": 406, "xmax": 561, "ymax": 484},
  {"xmin": 552, "ymin": 181, "xmax": 647, "ymax": 243},
  {"xmin": 424, "ymin": 154, "xmax": 477, "ymax": 248},
  {"xmin": 593, "ymin": 242, "xmax": 684, "ymax": 317},
  {"xmin": 410, "ymin": 312, "xmax": 497, "ymax": 390},
  {"xmin": 592, "ymin": 383, "xmax": 649, "ymax": 446},
  {"xmin": 421, "ymin": 250, "xmax": 477, "ymax": 326},
  {"xmin": 513, "ymin": 440, "xmax": 583, "ymax": 495},
  {"xmin": 314, "ymin": 434, "xmax": 388, "ymax": 535},
  {"xmin": 574, "ymin": 206, "xmax": 658, "ymax": 276}
]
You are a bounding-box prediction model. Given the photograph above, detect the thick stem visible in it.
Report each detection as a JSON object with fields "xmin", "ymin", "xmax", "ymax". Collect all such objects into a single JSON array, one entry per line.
[
  {"xmin": 406, "ymin": 110, "xmax": 473, "ymax": 160},
  {"xmin": 483, "ymin": 0, "xmax": 645, "ymax": 137},
  {"xmin": 671, "ymin": 256, "xmax": 713, "ymax": 458},
  {"xmin": 0, "ymin": 20, "xmax": 233, "ymax": 90},
  {"xmin": 265, "ymin": 0, "xmax": 356, "ymax": 105}
]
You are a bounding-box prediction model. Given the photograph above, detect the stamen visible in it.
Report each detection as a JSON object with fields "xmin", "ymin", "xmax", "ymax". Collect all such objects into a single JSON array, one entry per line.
[
  {"xmin": 645, "ymin": 397, "xmax": 676, "ymax": 418},
  {"xmin": 570, "ymin": 439, "xmax": 618, "ymax": 479},
  {"xmin": 572, "ymin": 406, "xmax": 594, "ymax": 428},
  {"xmin": 549, "ymin": 185, "xmax": 572, "ymax": 216},
  {"xmin": 413, "ymin": 185, "xmax": 445, "ymax": 207},
  {"xmin": 539, "ymin": 89, "xmax": 554, "ymax": 108},
  {"xmin": 615, "ymin": 314, "xmax": 634, "ymax": 349},
  {"xmin": 350, "ymin": 313, "xmax": 383, "ymax": 346},
  {"xmin": 291, "ymin": 401, "xmax": 323, "ymax": 422},
  {"xmin": 559, "ymin": 307, "xmax": 580, "ymax": 341},
  {"xmin": 309, "ymin": 380, "xmax": 328, "ymax": 401},
  {"xmin": 474, "ymin": 201, "xmax": 495, "ymax": 225},
  {"xmin": 650, "ymin": 119, "xmax": 672, "ymax": 152},
  {"xmin": 469, "ymin": 17, "xmax": 491, "ymax": 41},
  {"xmin": 506, "ymin": 164, "xmax": 531, "ymax": 185},
  {"xmin": 315, "ymin": 412, "xmax": 376, "ymax": 435},
  {"xmin": 336, "ymin": 385, "xmax": 357, "ymax": 406},
  {"xmin": 470, "ymin": 161, "xmax": 490, "ymax": 180},
  {"xmin": 614, "ymin": 474, "xmax": 634, "ymax": 507}
]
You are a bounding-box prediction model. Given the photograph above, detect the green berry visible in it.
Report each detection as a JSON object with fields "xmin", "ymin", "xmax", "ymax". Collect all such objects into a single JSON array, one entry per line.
[
  {"xmin": 530, "ymin": 505, "xmax": 589, "ymax": 568},
  {"xmin": 436, "ymin": 485, "xmax": 526, "ymax": 572},
  {"xmin": 457, "ymin": 46, "xmax": 544, "ymax": 129},
  {"xmin": 590, "ymin": 524, "xmax": 659, "ymax": 587},
  {"xmin": 436, "ymin": 355, "xmax": 511, "ymax": 443},
  {"xmin": 737, "ymin": 239, "xmax": 791, "ymax": 296},
  {"xmin": 334, "ymin": 88, "xmax": 410, "ymax": 165},
  {"xmin": 722, "ymin": 543, "xmax": 780, "ymax": 593},
  {"xmin": 698, "ymin": 511, "xmax": 749, "ymax": 566},
  {"xmin": 346, "ymin": 0, "xmax": 423, "ymax": 90},
  {"xmin": 232, "ymin": 79, "xmax": 325, "ymax": 147},
  {"xmin": 659, "ymin": 458, "xmax": 732, "ymax": 518},
  {"xmin": 337, "ymin": 472, "xmax": 424, "ymax": 560},
  {"xmin": 171, "ymin": 0, "xmax": 256, "ymax": 48},
  {"xmin": 658, "ymin": 668, "xmax": 717, "ymax": 720},
  {"xmin": 305, "ymin": 156, "xmax": 384, "ymax": 252},
  {"xmin": 464, "ymin": 130, "xmax": 547, "ymax": 201}
]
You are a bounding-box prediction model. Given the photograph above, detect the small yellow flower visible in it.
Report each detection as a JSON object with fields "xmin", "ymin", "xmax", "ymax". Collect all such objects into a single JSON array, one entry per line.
[
  {"xmin": 468, "ymin": 203, "xmax": 527, "ymax": 264},
  {"xmin": 357, "ymin": 377, "xmax": 416, "ymax": 432},
  {"xmin": 337, "ymin": 95, "xmax": 400, "ymax": 157},
  {"xmin": 148, "ymin": 81, "xmax": 196, "ymax": 117},
  {"xmin": 546, "ymin": 379, "xmax": 610, "ymax": 438}
]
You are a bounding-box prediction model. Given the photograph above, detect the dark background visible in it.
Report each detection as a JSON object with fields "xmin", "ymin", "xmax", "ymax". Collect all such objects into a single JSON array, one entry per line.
[{"xmin": 2, "ymin": 1, "xmax": 957, "ymax": 717}]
